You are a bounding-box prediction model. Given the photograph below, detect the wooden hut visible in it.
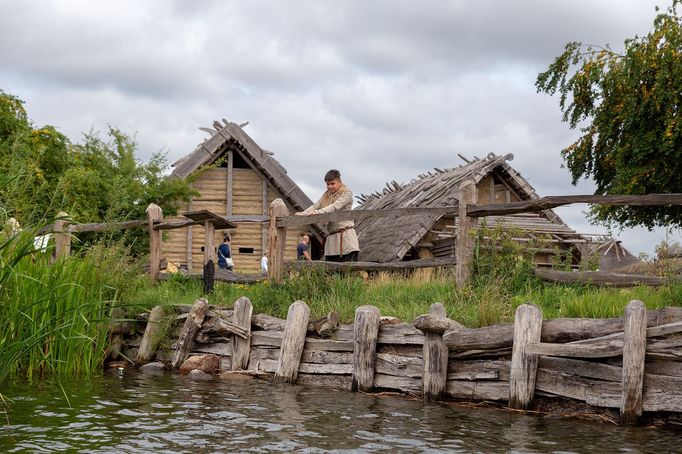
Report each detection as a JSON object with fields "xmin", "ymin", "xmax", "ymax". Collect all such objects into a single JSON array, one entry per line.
[
  {"xmin": 355, "ymin": 153, "xmax": 629, "ymax": 269},
  {"xmin": 166, "ymin": 120, "xmax": 322, "ymax": 272}
]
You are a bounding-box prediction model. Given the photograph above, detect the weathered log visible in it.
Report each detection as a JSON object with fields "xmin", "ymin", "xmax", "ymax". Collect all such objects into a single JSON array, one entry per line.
[
  {"xmin": 171, "ymin": 299, "xmax": 209, "ymax": 369},
  {"xmin": 352, "ymin": 305, "xmax": 381, "ymax": 392},
  {"xmin": 277, "ymin": 206, "xmax": 459, "ymax": 228},
  {"xmin": 422, "ymin": 303, "xmax": 448, "ymax": 402},
  {"xmin": 203, "ymin": 260, "xmax": 215, "ymax": 294},
  {"xmin": 467, "ymin": 193, "xmax": 682, "ymax": 217},
  {"xmin": 535, "ymin": 366, "xmax": 621, "ymax": 408},
  {"xmin": 375, "ymin": 353, "xmax": 422, "ymax": 378},
  {"xmin": 268, "ymin": 199, "xmax": 289, "ymax": 284},
  {"xmin": 137, "ymin": 306, "xmax": 166, "ymax": 366},
  {"xmin": 533, "ymin": 268, "xmax": 670, "ymax": 287},
  {"xmin": 146, "ymin": 204, "xmax": 163, "ymax": 282},
  {"xmin": 286, "ymin": 257, "xmax": 458, "ymax": 272},
  {"xmin": 509, "ymin": 304, "xmax": 542, "ymax": 409},
  {"xmin": 526, "ymin": 341, "xmax": 624, "ymax": 358},
  {"xmin": 621, "ymin": 300, "xmax": 647, "ymax": 425},
  {"xmin": 196, "ymin": 316, "xmax": 248, "ymax": 339},
  {"xmin": 273, "ymin": 301, "xmax": 310, "ymax": 384},
  {"xmin": 53, "ymin": 212, "xmax": 71, "ymax": 261},
  {"xmin": 456, "ymin": 180, "xmax": 477, "ymax": 286},
  {"xmin": 377, "ymin": 323, "xmax": 424, "ymax": 345},
  {"xmin": 446, "ymin": 380, "xmax": 509, "ymax": 401},
  {"xmin": 231, "ymin": 297, "xmax": 253, "ymax": 370},
  {"xmin": 443, "ymin": 307, "xmax": 682, "ymax": 350}
]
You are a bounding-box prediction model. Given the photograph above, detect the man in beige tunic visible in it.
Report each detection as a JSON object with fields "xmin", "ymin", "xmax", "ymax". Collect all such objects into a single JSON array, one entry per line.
[{"xmin": 296, "ymin": 169, "xmax": 360, "ymax": 261}]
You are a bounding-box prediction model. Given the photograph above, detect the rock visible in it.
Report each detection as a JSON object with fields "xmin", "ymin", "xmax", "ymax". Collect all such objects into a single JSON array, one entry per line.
[
  {"xmin": 179, "ymin": 354, "xmax": 220, "ymax": 374},
  {"xmin": 140, "ymin": 361, "xmax": 166, "ymax": 372},
  {"xmin": 187, "ymin": 369, "xmax": 213, "ymax": 381}
]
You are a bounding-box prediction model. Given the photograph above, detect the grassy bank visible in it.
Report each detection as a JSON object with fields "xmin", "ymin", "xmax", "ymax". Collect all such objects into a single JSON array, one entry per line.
[{"xmin": 122, "ymin": 268, "xmax": 682, "ymax": 328}]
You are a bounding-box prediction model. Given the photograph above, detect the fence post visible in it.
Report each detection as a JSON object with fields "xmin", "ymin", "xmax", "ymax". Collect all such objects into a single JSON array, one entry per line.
[
  {"xmin": 509, "ymin": 304, "xmax": 542, "ymax": 409},
  {"xmin": 620, "ymin": 300, "xmax": 647, "ymax": 425},
  {"xmin": 137, "ymin": 305, "xmax": 166, "ymax": 366},
  {"xmin": 53, "ymin": 211, "xmax": 71, "ymax": 261},
  {"xmin": 231, "ymin": 296, "xmax": 253, "ymax": 370},
  {"xmin": 273, "ymin": 300, "xmax": 309, "ymax": 384},
  {"xmin": 146, "ymin": 203, "xmax": 163, "ymax": 282},
  {"xmin": 268, "ymin": 198, "xmax": 289, "ymax": 284},
  {"xmin": 203, "ymin": 220, "xmax": 216, "ymax": 293},
  {"xmin": 421, "ymin": 303, "xmax": 449, "ymax": 402},
  {"xmin": 455, "ymin": 180, "xmax": 477, "ymax": 286},
  {"xmin": 352, "ymin": 305, "xmax": 381, "ymax": 392}
]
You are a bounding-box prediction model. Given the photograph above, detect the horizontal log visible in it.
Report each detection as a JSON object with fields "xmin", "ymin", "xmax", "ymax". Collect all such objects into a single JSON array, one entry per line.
[
  {"xmin": 373, "ymin": 374, "xmax": 422, "ymax": 394},
  {"xmin": 535, "ymin": 367, "xmax": 621, "ymax": 408},
  {"xmin": 375, "ymin": 353, "xmax": 423, "ymax": 378},
  {"xmin": 526, "ymin": 341, "xmax": 623, "ymax": 358},
  {"xmin": 69, "ymin": 219, "xmax": 149, "ymax": 233},
  {"xmin": 446, "ymin": 380, "xmax": 509, "ymax": 401},
  {"xmin": 378, "ymin": 323, "xmax": 425, "ymax": 345},
  {"xmin": 257, "ymin": 359, "xmax": 352, "ymax": 374},
  {"xmin": 467, "ymin": 193, "xmax": 682, "ymax": 217},
  {"xmin": 297, "ymin": 373, "xmax": 352, "ymax": 390},
  {"xmin": 277, "ymin": 206, "xmax": 459, "ymax": 228},
  {"xmin": 287, "ymin": 257, "xmax": 457, "ymax": 273},
  {"xmin": 533, "ymin": 268, "xmax": 671, "ymax": 287},
  {"xmin": 447, "ymin": 359, "xmax": 510, "ymax": 381}
]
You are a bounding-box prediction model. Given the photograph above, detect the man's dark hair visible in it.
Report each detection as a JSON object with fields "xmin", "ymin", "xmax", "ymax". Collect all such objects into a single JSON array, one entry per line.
[{"xmin": 324, "ymin": 169, "xmax": 341, "ymax": 182}]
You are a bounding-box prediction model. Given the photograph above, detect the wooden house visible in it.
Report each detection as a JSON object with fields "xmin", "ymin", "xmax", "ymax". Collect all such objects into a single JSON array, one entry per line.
[
  {"xmin": 165, "ymin": 120, "xmax": 322, "ymax": 272},
  {"xmin": 355, "ymin": 153, "xmax": 633, "ymax": 269}
]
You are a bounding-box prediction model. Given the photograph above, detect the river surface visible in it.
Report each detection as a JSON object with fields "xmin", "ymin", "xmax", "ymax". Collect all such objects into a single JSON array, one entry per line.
[{"xmin": 1, "ymin": 370, "xmax": 680, "ymax": 453}]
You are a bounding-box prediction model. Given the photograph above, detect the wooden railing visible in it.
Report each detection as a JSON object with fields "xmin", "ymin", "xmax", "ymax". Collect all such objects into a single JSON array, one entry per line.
[{"xmin": 268, "ymin": 192, "xmax": 682, "ymax": 285}]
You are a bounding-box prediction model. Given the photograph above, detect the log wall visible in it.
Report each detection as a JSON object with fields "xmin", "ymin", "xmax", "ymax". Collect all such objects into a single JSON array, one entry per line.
[{"xmin": 165, "ymin": 167, "xmax": 309, "ymax": 272}]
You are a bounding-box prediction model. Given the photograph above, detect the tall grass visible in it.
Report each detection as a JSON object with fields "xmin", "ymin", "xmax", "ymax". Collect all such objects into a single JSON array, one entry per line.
[{"xmin": 0, "ymin": 225, "xmax": 133, "ymax": 383}]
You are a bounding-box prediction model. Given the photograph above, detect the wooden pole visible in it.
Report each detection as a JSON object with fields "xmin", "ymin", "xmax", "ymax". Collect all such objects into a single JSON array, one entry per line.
[
  {"xmin": 273, "ymin": 300, "xmax": 310, "ymax": 384},
  {"xmin": 136, "ymin": 305, "xmax": 166, "ymax": 366},
  {"xmin": 455, "ymin": 180, "xmax": 477, "ymax": 286},
  {"xmin": 351, "ymin": 305, "xmax": 380, "ymax": 392},
  {"xmin": 268, "ymin": 198, "xmax": 289, "ymax": 284},
  {"xmin": 421, "ymin": 303, "xmax": 449, "ymax": 402},
  {"xmin": 509, "ymin": 304, "xmax": 543, "ymax": 409},
  {"xmin": 204, "ymin": 220, "xmax": 215, "ymax": 265},
  {"xmin": 231, "ymin": 296, "xmax": 253, "ymax": 370},
  {"xmin": 53, "ymin": 211, "xmax": 71, "ymax": 261},
  {"xmin": 171, "ymin": 298, "xmax": 209, "ymax": 369},
  {"xmin": 620, "ymin": 300, "xmax": 647, "ymax": 425},
  {"xmin": 146, "ymin": 203, "xmax": 163, "ymax": 282}
]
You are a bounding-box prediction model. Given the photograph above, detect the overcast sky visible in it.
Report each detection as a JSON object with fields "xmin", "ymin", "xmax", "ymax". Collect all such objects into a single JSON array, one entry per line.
[{"xmin": 1, "ymin": 0, "xmax": 678, "ymax": 256}]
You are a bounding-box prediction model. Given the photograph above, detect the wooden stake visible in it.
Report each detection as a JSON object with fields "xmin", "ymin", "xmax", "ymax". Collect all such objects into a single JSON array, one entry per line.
[
  {"xmin": 146, "ymin": 203, "xmax": 163, "ymax": 282},
  {"xmin": 137, "ymin": 305, "xmax": 166, "ymax": 366},
  {"xmin": 455, "ymin": 180, "xmax": 477, "ymax": 286},
  {"xmin": 231, "ymin": 296, "xmax": 253, "ymax": 370},
  {"xmin": 352, "ymin": 305, "xmax": 380, "ymax": 392},
  {"xmin": 204, "ymin": 220, "xmax": 215, "ymax": 265},
  {"xmin": 171, "ymin": 298, "xmax": 209, "ymax": 369},
  {"xmin": 274, "ymin": 300, "xmax": 310, "ymax": 384},
  {"xmin": 509, "ymin": 304, "xmax": 542, "ymax": 409},
  {"xmin": 620, "ymin": 300, "xmax": 647, "ymax": 425},
  {"xmin": 421, "ymin": 303, "xmax": 449, "ymax": 402},
  {"xmin": 268, "ymin": 198, "xmax": 289, "ymax": 284},
  {"xmin": 53, "ymin": 211, "xmax": 71, "ymax": 261}
]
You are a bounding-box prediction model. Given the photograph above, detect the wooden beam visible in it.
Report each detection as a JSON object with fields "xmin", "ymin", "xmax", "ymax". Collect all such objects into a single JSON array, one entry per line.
[
  {"xmin": 273, "ymin": 300, "xmax": 310, "ymax": 384},
  {"xmin": 352, "ymin": 305, "xmax": 381, "ymax": 392},
  {"xmin": 146, "ymin": 203, "xmax": 163, "ymax": 282},
  {"xmin": 533, "ymin": 268, "xmax": 671, "ymax": 287},
  {"xmin": 226, "ymin": 150, "xmax": 233, "ymax": 217},
  {"xmin": 620, "ymin": 300, "xmax": 647, "ymax": 425},
  {"xmin": 278, "ymin": 206, "xmax": 459, "ymax": 228},
  {"xmin": 286, "ymin": 257, "xmax": 457, "ymax": 272},
  {"xmin": 467, "ymin": 193, "xmax": 682, "ymax": 217},
  {"xmin": 509, "ymin": 304, "xmax": 543, "ymax": 409},
  {"xmin": 268, "ymin": 199, "xmax": 289, "ymax": 284},
  {"xmin": 53, "ymin": 212, "xmax": 71, "ymax": 261},
  {"xmin": 456, "ymin": 180, "xmax": 477, "ymax": 286}
]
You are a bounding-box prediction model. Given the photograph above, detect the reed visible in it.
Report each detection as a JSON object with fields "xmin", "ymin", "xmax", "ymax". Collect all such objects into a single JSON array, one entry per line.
[{"xmin": 0, "ymin": 227, "xmax": 133, "ymax": 383}]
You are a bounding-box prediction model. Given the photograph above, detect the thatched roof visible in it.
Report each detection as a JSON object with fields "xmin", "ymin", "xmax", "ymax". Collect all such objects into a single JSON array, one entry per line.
[
  {"xmin": 171, "ymin": 119, "xmax": 313, "ymax": 213},
  {"xmin": 355, "ymin": 153, "xmax": 577, "ymax": 262}
]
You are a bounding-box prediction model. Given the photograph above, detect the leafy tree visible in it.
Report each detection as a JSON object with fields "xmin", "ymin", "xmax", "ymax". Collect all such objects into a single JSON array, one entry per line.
[
  {"xmin": 0, "ymin": 90, "xmax": 195, "ymax": 253},
  {"xmin": 536, "ymin": 1, "xmax": 682, "ymax": 229}
]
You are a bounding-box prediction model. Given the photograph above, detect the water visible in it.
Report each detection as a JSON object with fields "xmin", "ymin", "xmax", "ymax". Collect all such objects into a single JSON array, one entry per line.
[{"xmin": 1, "ymin": 370, "xmax": 679, "ymax": 453}]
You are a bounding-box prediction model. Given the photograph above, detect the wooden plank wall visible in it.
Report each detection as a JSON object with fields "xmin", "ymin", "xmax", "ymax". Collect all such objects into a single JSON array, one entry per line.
[{"xmin": 165, "ymin": 166, "xmax": 308, "ymax": 273}]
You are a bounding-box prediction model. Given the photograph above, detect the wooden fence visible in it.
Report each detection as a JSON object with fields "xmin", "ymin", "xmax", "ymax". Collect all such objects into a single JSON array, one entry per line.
[
  {"xmin": 37, "ymin": 192, "xmax": 682, "ymax": 286},
  {"xmin": 123, "ymin": 297, "xmax": 682, "ymax": 426}
]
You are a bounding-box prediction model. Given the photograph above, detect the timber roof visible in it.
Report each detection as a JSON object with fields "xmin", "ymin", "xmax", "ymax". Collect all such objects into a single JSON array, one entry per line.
[
  {"xmin": 355, "ymin": 153, "xmax": 579, "ymax": 262},
  {"xmin": 171, "ymin": 119, "xmax": 314, "ymax": 214}
]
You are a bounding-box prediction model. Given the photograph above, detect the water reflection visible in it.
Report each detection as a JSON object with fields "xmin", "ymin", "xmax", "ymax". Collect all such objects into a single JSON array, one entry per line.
[{"xmin": 1, "ymin": 370, "xmax": 678, "ymax": 453}]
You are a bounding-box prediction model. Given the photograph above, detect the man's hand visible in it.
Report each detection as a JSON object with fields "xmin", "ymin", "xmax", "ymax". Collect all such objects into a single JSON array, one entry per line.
[{"xmin": 295, "ymin": 211, "xmax": 315, "ymax": 216}]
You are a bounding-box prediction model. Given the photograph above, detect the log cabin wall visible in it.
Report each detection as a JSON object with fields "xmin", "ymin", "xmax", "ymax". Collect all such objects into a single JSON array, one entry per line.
[{"xmin": 165, "ymin": 165, "xmax": 308, "ymax": 273}]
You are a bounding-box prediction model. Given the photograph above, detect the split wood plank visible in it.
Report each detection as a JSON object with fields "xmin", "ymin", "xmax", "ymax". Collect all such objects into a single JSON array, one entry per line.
[
  {"xmin": 509, "ymin": 304, "xmax": 543, "ymax": 409},
  {"xmin": 171, "ymin": 298, "xmax": 209, "ymax": 369},
  {"xmin": 620, "ymin": 300, "xmax": 647, "ymax": 425},
  {"xmin": 273, "ymin": 301, "xmax": 310, "ymax": 384},
  {"xmin": 231, "ymin": 296, "xmax": 253, "ymax": 370},
  {"xmin": 352, "ymin": 305, "xmax": 381, "ymax": 392},
  {"xmin": 136, "ymin": 306, "xmax": 166, "ymax": 365}
]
